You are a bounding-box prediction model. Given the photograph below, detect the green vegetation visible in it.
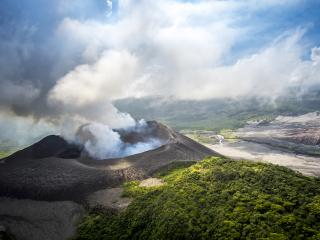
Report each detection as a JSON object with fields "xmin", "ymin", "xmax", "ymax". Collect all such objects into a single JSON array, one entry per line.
[
  {"xmin": 75, "ymin": 157, "xmax": 320, "ymax": 240},
  {"xmin": 0, "ymin": 151, "xmax": 9, "ymax": 159},
  {"xmin": 182, "ymin": 129, "xmax": 238, "ymax": 144},
  {"xmin": 0, "ymin": 148, "xmax": 17, "ymax": 159},
  {"xmin": 122, "ymin": 181, "xmax": 150, "ymax": 198},
  {"xmin": 152, "ymin": 160, "xmax": 197, "ymax": 178},
  {"xmin": 184, "ymin": 132, "xmax": 217, "ymax": 144},
  {"xmin": 219, "ymin": 129, "xmax": 238, "ymax": 143},
  {"xmin": 0, "ymin": 141, "xmax": 22, "ymax": 159}
]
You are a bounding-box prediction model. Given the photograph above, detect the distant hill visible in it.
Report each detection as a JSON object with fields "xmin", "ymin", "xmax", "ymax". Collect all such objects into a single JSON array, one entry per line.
[{"xmin": 114, "ymin": 90, "xmax": 320, "ymax": 131}]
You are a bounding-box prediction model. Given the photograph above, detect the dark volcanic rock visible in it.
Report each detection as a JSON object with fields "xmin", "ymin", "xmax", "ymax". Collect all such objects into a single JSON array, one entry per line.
[
  {"xmin": 6, "ymin": 135, "xmax": 81, "ymax": 160},
  {"xmin": 0, "ymin": 121, "xmax": 217, "ymax": 202},
  {"xmin": 0, "ymin": 121, "xmax": 218, "ymax": 240},
  {"xmin": 0, "ymin": 197, "xmax": 84, "ymax": 240}
]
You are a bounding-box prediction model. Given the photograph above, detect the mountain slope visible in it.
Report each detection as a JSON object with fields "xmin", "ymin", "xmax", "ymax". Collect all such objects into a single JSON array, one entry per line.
[
  {"xmin": 0, "ymin": 121, "xmax": 217, "ymax": 201},
  {"xmin": 76, "ymin": 157, "xmax": 320, "ymax": 240}
]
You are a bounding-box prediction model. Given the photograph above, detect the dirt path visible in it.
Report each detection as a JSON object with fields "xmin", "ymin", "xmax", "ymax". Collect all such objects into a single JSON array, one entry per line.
[
  {"xmin": 206, "ymin": 141, "xmax": 320, "ymax": 177},
  {"xmin": 87, "ymin": 188, "xmax": 132, "ymax": 210},
  {"xmin": 87, "ymin": 177, "xmax": 164, "ymax": 211},
  {"xmin": 139, "ymin": 178, "xmax": 164, "ymax": 187}
]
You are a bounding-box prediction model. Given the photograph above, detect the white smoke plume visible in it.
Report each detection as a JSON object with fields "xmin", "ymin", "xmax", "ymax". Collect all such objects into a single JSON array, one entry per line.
[{"xmin": 75, "ymin": 121, "xmax": 162, "ymax": 160}]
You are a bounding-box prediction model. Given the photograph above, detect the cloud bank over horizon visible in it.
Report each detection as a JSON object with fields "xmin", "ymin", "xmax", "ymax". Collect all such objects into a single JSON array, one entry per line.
[{"xmin": 1, "ymin": 0, "xmax": 320, "ymax": 144}]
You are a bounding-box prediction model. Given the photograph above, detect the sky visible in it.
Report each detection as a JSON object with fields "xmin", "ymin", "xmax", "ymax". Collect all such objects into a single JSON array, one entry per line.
[{"xmin": 0, "ymin": 0, "xmax": 320, "ymax": 144}]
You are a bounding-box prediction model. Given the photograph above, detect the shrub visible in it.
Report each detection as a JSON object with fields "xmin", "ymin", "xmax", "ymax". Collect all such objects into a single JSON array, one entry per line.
[{"xmin": 75, "ymin": 157, "xmax": 320, "ymax": 240}]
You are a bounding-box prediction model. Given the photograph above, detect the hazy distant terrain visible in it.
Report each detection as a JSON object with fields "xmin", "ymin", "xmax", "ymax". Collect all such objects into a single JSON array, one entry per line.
[
  {"xmin": 115, "ymin": 91, "xmax": 320, "ymax": 131},
  {"xmin": 114, "ymin": 93, "xmax": 320, "ymax": 180},
  {"xmin": 180, "ymin": 111, "xmax": 320, "ymax": 177},
  {"xmin": 207, "ymin": 141, "xmax": 320, "ymax": 177}
]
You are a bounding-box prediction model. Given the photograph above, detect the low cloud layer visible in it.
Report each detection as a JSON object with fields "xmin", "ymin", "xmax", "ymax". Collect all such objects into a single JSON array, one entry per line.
[{"xmin": 1, "ymin": 0, "xmax": 320, "ymax": 145}]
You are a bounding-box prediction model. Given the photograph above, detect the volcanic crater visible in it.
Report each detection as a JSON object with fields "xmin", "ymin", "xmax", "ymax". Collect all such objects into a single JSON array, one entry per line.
[
  {"xmin": 0, "ymin": 121, "xmax": 217, "ymax": 202},
  {"xmin": 0, "ymin": 121, "xmax": 219, "ymax": 239}
]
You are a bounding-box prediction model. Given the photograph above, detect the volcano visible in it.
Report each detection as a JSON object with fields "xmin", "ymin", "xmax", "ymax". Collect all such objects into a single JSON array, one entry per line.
[
  {"xmin": 0, "ymin": 121, "xmax": 217, "ymax": 240},
  {"xmin": 0, "ymin": 121, "xmax": 218, "ymax": 240},
  {"xmin": 0, "ymin": 121, "xmax": 216, "ymax": 201}
]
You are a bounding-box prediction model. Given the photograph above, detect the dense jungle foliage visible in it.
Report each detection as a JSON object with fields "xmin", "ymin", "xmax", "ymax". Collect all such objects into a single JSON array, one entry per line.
[{"xmin": 75, "ymin": 157, "xmax": 320, "ymax": 240}]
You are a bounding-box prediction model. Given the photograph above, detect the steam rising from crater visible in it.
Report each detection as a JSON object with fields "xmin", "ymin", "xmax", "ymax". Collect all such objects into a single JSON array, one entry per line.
[{"xmin": 75, "ymin": 120, "xmax": 163, "ymax": 160}]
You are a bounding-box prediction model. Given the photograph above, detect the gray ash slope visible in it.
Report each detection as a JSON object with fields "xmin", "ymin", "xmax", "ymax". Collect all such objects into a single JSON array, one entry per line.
[
  {"xmin": 237, "ymin": 112, "xmax": 320, "ymax": 156},
  {"xmin": 0, "ymin": 121, "xmax": 217, "ymax": 202}
]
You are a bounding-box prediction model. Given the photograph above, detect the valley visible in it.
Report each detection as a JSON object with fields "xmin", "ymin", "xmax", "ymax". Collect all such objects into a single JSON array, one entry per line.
[{"xmin": 184, "ymin": 112, "xmax": 320, "ymax": 177}]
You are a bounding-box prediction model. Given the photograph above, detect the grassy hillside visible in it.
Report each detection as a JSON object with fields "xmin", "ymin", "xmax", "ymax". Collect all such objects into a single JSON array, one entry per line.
[{"xmin": 75, "ymin": 157, "xmax": 320, "ymax": 240}]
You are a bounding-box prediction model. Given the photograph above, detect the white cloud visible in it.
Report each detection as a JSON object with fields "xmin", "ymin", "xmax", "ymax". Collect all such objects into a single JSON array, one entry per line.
[
  {"xmin": 48, "ymin": 0, "xmax": 320, "ymax": 124},
  {"xmin": 0, "ymin": 81, "xmax": 40, "ymax": 107},
  {"xmin": 171, "ymin": 31, "xmax": 306, "ymax": 99},
  {"xmin": 2, "ymin": 0, "xmax": 318, "ymax": 147},
  {"xmin": 48, "ymin": 49, "xmax": 140, "ymax": 129},
  {"xmin": 106, "ymin": 0, "xmax": 113, "ymax": 17},
  {"xmin": 0, "ymin": 112, "xmax": 58, "ymax": 146},
  {"xmin": 311, "ymin": 47, "xmax": 320, "ymax": 65},
  {"xmin": 49, "ymin": 50, "xmax": 139, "ymax": 106}
]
